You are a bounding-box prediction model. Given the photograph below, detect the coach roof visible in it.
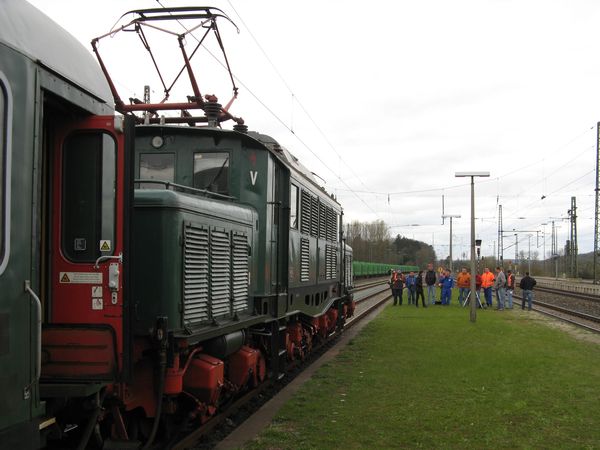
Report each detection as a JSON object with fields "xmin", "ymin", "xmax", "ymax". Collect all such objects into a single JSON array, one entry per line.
[{"xmin": 0, "ymin": 0, "xmax": 112, "ymax": 105}]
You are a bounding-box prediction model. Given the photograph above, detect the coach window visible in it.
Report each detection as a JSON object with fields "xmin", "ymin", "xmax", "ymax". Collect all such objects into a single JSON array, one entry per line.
[
  {"xmin": 62, "ymin": 132, "xmax": 115, "ymax": 262},
  {"xmin": 139, "ymin": 153, "xmax": 175, "ymax": 188},
  {"xmin": 193, "ymin": 152, "xmax": 229, "ymax": 195},
  {"xmin": 0, "ymin": 80, "xmax": 5, "ymax": 267},
  {"xmin": 290, "ymin": 184, "xmax": 298, "ymax": 229}
]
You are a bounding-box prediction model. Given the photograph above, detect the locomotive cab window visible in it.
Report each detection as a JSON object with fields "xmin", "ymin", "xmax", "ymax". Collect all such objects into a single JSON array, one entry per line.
[
  {"xmin": 139, "ymin": 153, "xmax": 175, "ymax": 188},
  {"xmin": 62, "ymin": 132, "xmax": 116, "ymax": 262},
  {"xmin": 290, "ymin": 184, "xmax": 298, "ymax": 229},
  {"xmin": 193, "ymin": 152, "xmax": 229, "ymax": 194}
]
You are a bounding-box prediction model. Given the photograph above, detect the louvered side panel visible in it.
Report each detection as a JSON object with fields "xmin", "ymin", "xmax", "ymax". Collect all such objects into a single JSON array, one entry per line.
[
  {"xmin": 345, "ymin": 254, "xmax": 353, "ymax": 286},
  {"xmin": 210, "ymin": 229, "xmax": 231, "ymax": 318},
  {"xmin": 325, "ymin": 245, "xmax": 331, "ymax": 279},
  {"xmin": 300, "ymin": 191, "xmax": 311, "ymax": 234},
  {"xmin": 300, "ymin": 238, "xmax": 310, "ymax": 282},
  {"xmin": 331, "ymin": 246, "xmax": 338, "ymax": 279},
  {"xmin": 326, "ymin": 207, "xmax": 336, "ymax": 241},
  {"xmin": 232, "ymin": 233, "xmax": 249, "ymax": 313},
  {"xmin": 319, "ymin": 203, "xmax": 326, "ymax": 239},
  {"xmin": 326, "ymin": 245, "xmax": 337, "ymax": 279},
  {"xmin": 183, "ymin": 225, "xmax": 210, "ymax": 324},
  {"xmin": 310, "ymin": 196, "xmax": 318, "ymax": 237}
]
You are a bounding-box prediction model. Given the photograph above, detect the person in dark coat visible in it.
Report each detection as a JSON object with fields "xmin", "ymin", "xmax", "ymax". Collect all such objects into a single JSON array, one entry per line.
[
  {"xmin": 389, "ymin": 270, "xmax": 404, "ymax": 306},
  {"xmin": 519, "ymin": 272, "xmax": 537, "ymax": 310},
  {"xmin": 415, "ymin": 270, "xmax": 427, "ymax": 307},
  {"xmin": 425, "ymin": 263, "xmax": 437, "ymax": 305}
]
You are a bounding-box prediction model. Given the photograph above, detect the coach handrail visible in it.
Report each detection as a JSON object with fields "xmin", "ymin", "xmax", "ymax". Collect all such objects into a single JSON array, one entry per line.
[{"xmin": 24, "ymin": 280, "xmax": 41, "ymax": 384}]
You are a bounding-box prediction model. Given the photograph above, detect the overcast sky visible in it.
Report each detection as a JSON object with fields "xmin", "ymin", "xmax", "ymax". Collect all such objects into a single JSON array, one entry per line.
[{"xmin": 27, "ymin": 0, "xmax": 600, "ymax": 261}]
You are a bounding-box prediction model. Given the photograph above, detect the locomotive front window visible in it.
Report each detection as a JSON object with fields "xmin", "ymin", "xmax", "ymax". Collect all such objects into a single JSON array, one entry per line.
[
  {"xmin": 290, "ymin": 184, "xmax": 298, "ymax": 229},
  {"xmin": 62, "ymin": 132, "xmax": 116, "ymax": 262},
  {"xmin": 193, "ymin": 152, "xmax": 229, "ymax": 194},
  {"xmin": 139, "ymin": 153, "xmax": 175, "ymax": 188}
]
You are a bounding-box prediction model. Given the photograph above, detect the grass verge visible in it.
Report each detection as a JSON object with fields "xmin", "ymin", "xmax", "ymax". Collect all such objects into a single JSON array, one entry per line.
[{"xmin": 243, "ymin": 292, "xmax": 600, "ymax": 449}]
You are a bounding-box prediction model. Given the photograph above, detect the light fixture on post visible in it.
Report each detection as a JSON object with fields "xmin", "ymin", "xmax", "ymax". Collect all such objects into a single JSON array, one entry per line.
[{"xmin": 455, "ymin": 171, "xmax": 490, "ymax": 323}]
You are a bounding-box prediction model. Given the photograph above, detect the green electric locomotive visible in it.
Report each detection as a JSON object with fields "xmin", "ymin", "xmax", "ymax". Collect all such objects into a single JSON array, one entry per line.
[{"xmin": 0, "ymin": 3, "xmax": 354, "ymax": 448}]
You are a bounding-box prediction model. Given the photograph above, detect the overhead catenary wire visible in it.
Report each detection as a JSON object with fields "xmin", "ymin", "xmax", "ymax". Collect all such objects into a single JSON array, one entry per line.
[
  {"xmin": 154, "ymin": 0, "xmax": 381, "ymax": 218},
  {"xmin": 224, "ymin": 0, "xmax": 373, "ymax": 194}
]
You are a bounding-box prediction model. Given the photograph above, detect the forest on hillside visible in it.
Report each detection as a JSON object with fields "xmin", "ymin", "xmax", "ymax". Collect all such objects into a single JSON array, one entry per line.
[{"xmin": 344, "ymin": 220, "xmax": 436, "ymax": 267}]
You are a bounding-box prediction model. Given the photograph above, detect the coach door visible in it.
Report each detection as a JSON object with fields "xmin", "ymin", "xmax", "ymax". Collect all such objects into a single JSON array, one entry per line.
[{"xmin": 47, "ymin": 116, "xmax": 129, "ymax": 378}]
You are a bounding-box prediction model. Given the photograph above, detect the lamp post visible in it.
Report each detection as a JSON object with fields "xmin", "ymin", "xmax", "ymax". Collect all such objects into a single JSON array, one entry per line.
[{"xmin": 456, "ymin": 171, "xmax": 490, "ymax": 323}]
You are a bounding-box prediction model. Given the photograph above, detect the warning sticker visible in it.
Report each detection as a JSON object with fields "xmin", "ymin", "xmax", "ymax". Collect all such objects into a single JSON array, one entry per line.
[
  {"xmin": 91, "ymin": 286, "xmax": 103, "ymax": 298},
  {"xmin": 99, "ymin": 240, "xmax": 111, "ymax": 252},
  {"xmin": 92, "ymin": 298, "xmax": 103, "ymax": 310},
  {"xmin": 59, "ymin": 272, "xmax": 103, "ymax": 284}
]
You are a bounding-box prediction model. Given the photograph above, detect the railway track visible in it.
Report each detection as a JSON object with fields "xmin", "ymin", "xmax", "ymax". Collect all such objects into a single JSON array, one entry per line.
[
  {"xmin": 170, "ymin": 281, "xmax": 391, "ymax": 449},
  {"xmin": 533, "ymin": 286, "xmax": 600, "ymax": 303},
  {"xmin": 513, "ymin": 292, "xmax": 600, "ymax": 334},
  {"xmin": 350, "ymin": 277, "xmax": 389, "ymax": 293}
]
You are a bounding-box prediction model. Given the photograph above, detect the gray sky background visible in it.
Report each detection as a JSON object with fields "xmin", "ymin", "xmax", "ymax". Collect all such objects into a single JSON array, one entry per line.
[{"xmin": 28, "ymin": 0, "xmax": 600, "ymax": 261}]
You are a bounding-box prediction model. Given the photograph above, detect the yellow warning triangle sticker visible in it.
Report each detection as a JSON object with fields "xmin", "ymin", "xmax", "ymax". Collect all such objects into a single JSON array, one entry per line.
[
  {"xmin": 100, "ymin": 241, "xmax": 111, "ymax": 251},
  {"xmin": 61, "ymin": 273, "xmax": 71, "ymax": 283}
]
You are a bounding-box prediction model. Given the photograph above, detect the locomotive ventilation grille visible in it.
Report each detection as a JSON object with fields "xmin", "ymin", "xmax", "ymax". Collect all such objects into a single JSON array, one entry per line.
[
  {"xmin": 210, "ymin": 229, "xmax": 231, "ymax": 318},
  {"xmin": 300, "ymin": 237, "xmax": 310, "ymax": 282},
  {"xmin": 183, "ymin": 224, "xmax": 249, "ymax": 326},
  {"xmin": 326, "ymin": 245, "xmax": 338, "ymax": 279},
  {"xmin": 299, "ymin": 189, "xmax": 338, "ymax": 241},
  {"xmin": 344, "ymin": 253, "xmax": 353, "ymax": 286}
]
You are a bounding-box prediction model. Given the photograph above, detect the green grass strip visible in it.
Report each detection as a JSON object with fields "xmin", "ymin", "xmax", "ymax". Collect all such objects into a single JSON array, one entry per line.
[{"xmin": 244, "ymin": 292, "xmax": 600, "ymax": 449}]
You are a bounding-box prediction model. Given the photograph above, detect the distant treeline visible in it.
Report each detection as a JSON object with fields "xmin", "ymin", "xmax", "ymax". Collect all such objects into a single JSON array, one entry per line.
[{"xmin": 344, "ymin": 220, "xmax": 436, "ymax": 268}]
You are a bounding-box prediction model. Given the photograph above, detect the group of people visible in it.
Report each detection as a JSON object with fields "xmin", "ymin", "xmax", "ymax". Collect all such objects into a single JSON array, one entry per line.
[
  {"xmin": 389, "ymin": 270, "xmax": 428, "ymax": 307},
  {"xmin": 389, "ymin": 264, "xmax": 537, "ymax": 310}
]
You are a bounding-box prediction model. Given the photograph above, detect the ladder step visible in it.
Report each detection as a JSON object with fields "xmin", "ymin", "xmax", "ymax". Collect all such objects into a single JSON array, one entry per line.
[{"xmin": 39, "ymin": 416, "xmax": 56, "ymax": 431}]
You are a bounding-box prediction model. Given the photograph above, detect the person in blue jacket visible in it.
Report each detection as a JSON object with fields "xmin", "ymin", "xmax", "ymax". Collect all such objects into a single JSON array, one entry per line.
[
  {"xmin": 405, "ymin": 271, "xmax": 416, "ymax": 305},
  {"xmin": 440, "ymin": 269, "xmax": 454, "ymax": 305}
]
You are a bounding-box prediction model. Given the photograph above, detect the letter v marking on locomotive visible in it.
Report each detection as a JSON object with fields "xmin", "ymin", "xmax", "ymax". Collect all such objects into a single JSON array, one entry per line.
[{"xmin": 250, "ymin": 170, "xmax": 258, "ymax": 186}]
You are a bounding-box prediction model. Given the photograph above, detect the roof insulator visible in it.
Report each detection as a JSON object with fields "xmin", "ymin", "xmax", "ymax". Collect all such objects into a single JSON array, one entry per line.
[
  {"xmin": 233, "ymin": 123, "xmax": 248, "ymax": 134},
  {"xmin": 204, "ymin": 101, "xmax": 222, "ymax": 127}
]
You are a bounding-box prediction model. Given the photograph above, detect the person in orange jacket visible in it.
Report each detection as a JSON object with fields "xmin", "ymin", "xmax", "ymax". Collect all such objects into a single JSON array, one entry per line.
[
  {"xmin": 480, "ymin": 267, "xmax": 495, "ymax": 308},
  {"xmin": 456, "ymin": 268, "xmax": 471, "ymax": 306}
]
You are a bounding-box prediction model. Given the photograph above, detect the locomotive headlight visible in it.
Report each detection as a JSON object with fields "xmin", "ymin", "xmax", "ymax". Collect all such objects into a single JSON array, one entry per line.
[{"xmin": 151, "ymin": 135, "xmax": 164, "ymax": 149}]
